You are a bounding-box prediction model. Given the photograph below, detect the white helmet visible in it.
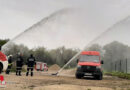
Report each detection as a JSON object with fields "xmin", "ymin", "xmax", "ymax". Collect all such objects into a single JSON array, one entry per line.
[{"xmin": 8, "ymin": 55, "xmax": 13, "ymax": 58}]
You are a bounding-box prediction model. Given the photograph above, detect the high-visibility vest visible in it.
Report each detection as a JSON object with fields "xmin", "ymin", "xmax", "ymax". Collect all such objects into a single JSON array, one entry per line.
[{"xmin": 8, "ymin": 63, "xmax": 12, "ymax": 66}]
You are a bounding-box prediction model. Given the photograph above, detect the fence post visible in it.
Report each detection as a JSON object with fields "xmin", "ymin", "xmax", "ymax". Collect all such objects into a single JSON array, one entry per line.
[
  {"xmin": 126, "ymin": 58, "xmax": 127, "ymax": 73},
  {"xmin": 115, "ymin": 62, "xmax": 116, "ymax": 72},
  {"xmin": 111, "ymin": 62, "xmax": 112, "ymax": 72},
  {"xmin": 120, "ymin": 60, "xmax": 121, "ymax": 72}
]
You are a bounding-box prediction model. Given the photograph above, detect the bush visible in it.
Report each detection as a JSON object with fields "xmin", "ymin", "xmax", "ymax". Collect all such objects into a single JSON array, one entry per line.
[{"xmin": 105, "ymin": 72, "xmax": 130, "ymax": 79}]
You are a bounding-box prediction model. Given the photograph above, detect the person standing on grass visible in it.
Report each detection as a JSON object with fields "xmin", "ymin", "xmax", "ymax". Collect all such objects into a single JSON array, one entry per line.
[{"xmin": 26, "ymin": 54, "xmax": 36, "ymax": 76}]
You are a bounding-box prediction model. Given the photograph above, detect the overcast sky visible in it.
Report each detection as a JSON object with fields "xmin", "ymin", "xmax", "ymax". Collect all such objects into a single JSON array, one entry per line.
[
  {"xmin": 1, "ymin": 0, "xmax": 130, "ymax": 49},
  {"xmin": 0, "ymin": 0, "xmax": 130, "ymax": 39},
  {"xmin": 0, "ymin": 0, "xmax": 87, "ymax": 39}
]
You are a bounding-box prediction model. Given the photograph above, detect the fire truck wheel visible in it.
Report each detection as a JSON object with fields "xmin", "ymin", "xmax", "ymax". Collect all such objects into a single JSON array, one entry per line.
[
  {"xmin": 94, "ymin": 73, "xmax": 103, "ymax": 80},
  {"xmin": 75, "ymin": 73, "xmax": 83, "ymax": 79}
]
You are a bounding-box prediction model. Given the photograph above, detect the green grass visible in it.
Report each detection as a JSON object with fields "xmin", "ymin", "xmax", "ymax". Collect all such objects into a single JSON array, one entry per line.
[{"xmin": 105, "ymin": 72, "xmax": 130, "ymax": 79}]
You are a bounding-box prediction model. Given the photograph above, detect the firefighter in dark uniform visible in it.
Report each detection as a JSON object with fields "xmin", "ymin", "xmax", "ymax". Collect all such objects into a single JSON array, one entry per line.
[
  {"xmin": 0, "ymin": 45, "xmax": 2, "ymax": 74},
  {"xmin": 6, "ymin": 55, "xmax": 13, "ymax": 74},
  {"xmin": 16, "ymin": 53, "xmax": 24, "ymax": 76},
  {"xmin": 26, "ymin": 54, "xmax": 36, "ymax": 76}
]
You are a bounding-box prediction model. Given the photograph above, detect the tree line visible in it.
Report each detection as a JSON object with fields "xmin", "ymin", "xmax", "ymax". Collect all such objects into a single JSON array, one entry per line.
[
  {"xmin": 3, "ymin": 42, "xmax": 79, "ymax": 67},
  {"xmin": 1, "ymin": 39, "xmax": 130, "ymax": 70}
]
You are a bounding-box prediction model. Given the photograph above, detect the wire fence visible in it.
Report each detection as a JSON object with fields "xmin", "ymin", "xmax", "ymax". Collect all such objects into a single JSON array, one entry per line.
[{"xmin": 103, "ymin": 59, "xmax": 130, "ymax": 73}]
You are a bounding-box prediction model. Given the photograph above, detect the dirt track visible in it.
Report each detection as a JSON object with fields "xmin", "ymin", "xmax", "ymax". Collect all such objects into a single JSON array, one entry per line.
[{"xmin": 0, "ymin": 71, "xmax": 130, "ymax": 90}]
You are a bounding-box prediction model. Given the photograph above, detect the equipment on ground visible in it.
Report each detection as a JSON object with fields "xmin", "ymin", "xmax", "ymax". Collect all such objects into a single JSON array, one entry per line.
[{"xmin": 51, "ymin": 72, "xmax": 58, "ymax": 76}]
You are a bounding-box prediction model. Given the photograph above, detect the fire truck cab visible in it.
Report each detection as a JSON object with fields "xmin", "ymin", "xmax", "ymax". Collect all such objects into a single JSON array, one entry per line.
[{"xmin": 76, "ymin": 51, "xmax": 103, "ymax": 80}]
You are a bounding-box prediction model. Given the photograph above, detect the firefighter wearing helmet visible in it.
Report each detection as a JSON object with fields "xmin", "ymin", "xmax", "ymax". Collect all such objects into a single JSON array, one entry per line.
[
  {"xmin": 26, "ymin": 54, "xmax": 36, "ymax": 76},
  {"xmin": 16, "ymin": 53, "xmax": 24, "ymax": 76}
]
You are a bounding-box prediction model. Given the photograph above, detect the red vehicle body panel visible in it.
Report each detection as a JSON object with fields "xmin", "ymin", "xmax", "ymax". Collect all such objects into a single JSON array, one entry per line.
[
  {"xmin": 78, "ymin": 51, "xmax": 100, "ymax": 66},
  {"xmin": 78, "ymin": 62, "xmax": 100, "ymax": 66},
  {"xmin": 35, "ymin": 62, "xmax": 48, "ymax": 71},
  {"xmin": 81, "ymin": 51, "xmax": 100, "ymax": 56},
  {"xmin": 0, "ymin": 52, "xmax": 6, "ymax": 61}
]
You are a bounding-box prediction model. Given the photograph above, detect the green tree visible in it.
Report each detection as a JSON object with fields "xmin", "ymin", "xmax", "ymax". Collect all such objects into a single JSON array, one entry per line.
[
  {"xmin": 0, "ymin": 39, "xmax": 9, "ymax": 46},
  {"xmin": 49, "ymin": 46, "xmax": 78, "ymax": 67},
  {"xmin": 4, "ymin": 43, "xmax": 30, "ymax": 64},
  {"xmin": 103, "ymin": 41, "xmax": 129, "ymax": 72},
  {"xmin": 103, "ymin": 41, "xmax": 128, "ymax": 62},
  {"xmin": 33, "ymin": 47, "xmax": 54, "ymax": 65},
  {"xmin": 87, "ymin": 44, "xmax": 102, "ymax": 52}
]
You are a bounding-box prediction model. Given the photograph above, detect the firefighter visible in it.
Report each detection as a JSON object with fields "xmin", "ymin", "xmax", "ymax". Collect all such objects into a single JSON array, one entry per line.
[
  {"xmin": 26, "ymin": 54, "xmax": 36, "ymax": 76},
  {"xmin": 16, "ymin": 53, "xmax": 24, "ymax": 76},
  {"xmin": 6, "ymin": 55, "xmax": 13, "ymax": 74},
  {"xmin": 0, "ymin": 45, "xmax": 2, "ymax": 74},
  {"xmin": 0, "ymin": 45, "xmax": 1, "ymax": 51}
]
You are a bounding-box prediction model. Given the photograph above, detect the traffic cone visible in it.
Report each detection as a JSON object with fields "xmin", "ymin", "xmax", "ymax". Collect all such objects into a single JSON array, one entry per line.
[{"xmin": 0, "ymin": 75, "xmax": 6, "ymax": 88}]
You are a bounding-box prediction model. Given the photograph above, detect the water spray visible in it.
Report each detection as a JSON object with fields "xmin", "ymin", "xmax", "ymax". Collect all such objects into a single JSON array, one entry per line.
[
  {"xmin": 53, "ymin": 15, "xmax": 130, "ymax": 76},
  {"xmin": 2, "ymin": 8, "xmax": 74, "ymax": 51}
]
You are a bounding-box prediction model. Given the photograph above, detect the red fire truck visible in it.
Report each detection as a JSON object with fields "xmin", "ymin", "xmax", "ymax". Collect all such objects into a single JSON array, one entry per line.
[
  {"xmin": 35, "ymin": 62, "xmax": 48, "ymax": 71},
  {"xmin": 76, "ymin": 51, "xmax": 104, "ymax": 80}
]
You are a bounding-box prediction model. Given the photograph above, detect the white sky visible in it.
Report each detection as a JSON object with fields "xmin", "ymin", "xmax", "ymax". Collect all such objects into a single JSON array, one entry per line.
[
  {"xmin": 0, "ymin": 0, "xmax": 130, "ymax": 39},
  {"xmin": 0, "ymin": 0, "xmax": 86, "ymax": 39},
  {"xmin": 1, "ymin": 0, "xmax": 130, "ymax": 49}
]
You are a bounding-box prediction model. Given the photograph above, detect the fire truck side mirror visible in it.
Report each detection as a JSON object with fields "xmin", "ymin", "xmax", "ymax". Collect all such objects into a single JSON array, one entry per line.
[
  {"xmin": 77, "ymin": 59, "xmax": 79, "ymax": 63},
  {"xmin": 101, "ymin": 60, "xmax": 104, "ymax": 64}
]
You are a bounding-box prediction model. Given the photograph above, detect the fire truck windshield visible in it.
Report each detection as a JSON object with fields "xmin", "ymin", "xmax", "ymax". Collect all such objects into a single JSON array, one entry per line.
[{"xmin": 80, "ymin": 55, "xmax": 99, "ymax": 63}]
